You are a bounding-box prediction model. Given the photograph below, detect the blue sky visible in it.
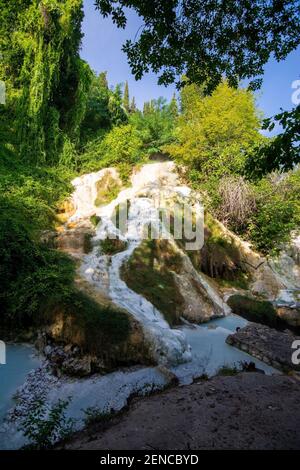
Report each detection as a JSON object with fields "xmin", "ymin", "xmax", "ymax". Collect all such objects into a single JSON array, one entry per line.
[{"xmin": 81, "ymin": 0, "xmax": 300, "ymax": 123}]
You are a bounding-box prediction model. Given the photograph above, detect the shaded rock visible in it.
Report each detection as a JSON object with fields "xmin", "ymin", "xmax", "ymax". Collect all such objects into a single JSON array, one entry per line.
[
  {"xmin": 56, "ymin": 222, "xmax": 95, "ymax": 258},
  {"xmin": 61, "ymin": 356, "xmax": 92, "ymax": 377},
  {"xmin": 277, "ymin": 306, "xmax": 300, "ymax": 328},
  {"xmin": 40, "ymin": 304, "xmax": 153, "ymax": 376},
  {"xmin": 40, "ymin": 230, "xmax": 58, "ymax": 248},
  {"xmin": 174, "ymin": 253, "xmax": 228, "ymax": 323},
  {"xmin": 226, "ymin": 323, "xmax": 300, "ymax": 372}
]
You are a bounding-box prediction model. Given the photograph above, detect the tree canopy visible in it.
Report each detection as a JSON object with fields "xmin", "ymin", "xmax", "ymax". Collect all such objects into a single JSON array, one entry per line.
[
  {"xmin": 164, "ymin": 81, "xmax": 263, "ymax": 178},
  {"xmin": 95, "ymin": 0, "xmax": 300, "ymax": 92}
]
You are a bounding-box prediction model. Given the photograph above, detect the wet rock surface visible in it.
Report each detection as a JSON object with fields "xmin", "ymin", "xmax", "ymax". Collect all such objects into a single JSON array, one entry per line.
[
  {"xmin": 64, "ymin": 372, "xmax": 300, "ymax": 450},
  {"xmin": 226, "ymin": 323, "xmax": 300, "ymax": 371}
]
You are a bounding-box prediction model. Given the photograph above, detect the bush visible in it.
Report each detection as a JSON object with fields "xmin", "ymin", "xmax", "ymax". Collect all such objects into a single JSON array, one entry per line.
[
  {"xmin": 78, "ymin": 124, "xmax": 145, "ymax": 172},
  {"xmin": 248, "ymin": 171, "xmax": 300, "ymax": 254},
  {"xmin": 216, "ymin": 176, "xmax": 256, "ymax": 232},
  {"xmin": 227, "ymin": 294, "xmax": 282, "ymax": 328},
  {"xmin": 99, "ymin": 238, "xmax": 128, "ymax": 256},
  {"xmin": 0, "ymin": 199, "xmax": 75, "ymax": 329},
  {"xmin": 83, "ymin": 406, "xmax": 115, "ymax": 426},
  {"xmin": 218, "ymin": 365, "xmax": 239, "ymax": 376},
  {"xmin": 20, "ymin": 398, "xmax": 74, "ymax": 450}
]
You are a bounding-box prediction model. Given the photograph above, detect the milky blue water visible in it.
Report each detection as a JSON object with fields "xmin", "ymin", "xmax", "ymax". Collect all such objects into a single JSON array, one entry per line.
[
  {"xmin": 173, "ymin": 315, "xmax": 277, "ymax": 384},
  {"xmin": 0, "ymin": 315, "xmax": 279, "ymax": 449},
  {"xmin": 0, "ymin": 344, "xmax": 41, "ymax": 421}
]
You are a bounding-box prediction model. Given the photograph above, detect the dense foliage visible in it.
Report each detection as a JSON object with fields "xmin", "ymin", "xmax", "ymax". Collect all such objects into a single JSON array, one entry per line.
[
  {"xmin": 246, "ymin": 106, "xmax": 300, "ymax": 178},
  {"xmin": 20, "ymin": 398, "xmax": 74, "ymax": 450},
  {"xmin": 0, "ymin": 0, "xmax": 91, "ymax": 166},
  {"xmin": 164, "ymin": 81, "xmax": 263, "ymax": 180},
  {"xmin": 0, "ymin": 1, "xmax": 130, "ymax": 331}
]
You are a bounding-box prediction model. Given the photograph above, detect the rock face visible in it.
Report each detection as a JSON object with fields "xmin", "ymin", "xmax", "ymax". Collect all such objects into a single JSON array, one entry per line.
[
  {"xmin": 173, "ymin": 248, "xmax": 229, "ymax": 322},
  {"xmin": 209, "ymin": 219, "xmax": 300, "ymax": 328},
  {"xmin": 56, "ymin": 224, "xmax": 95, "ymax": 258},
  {"xmin": 226, "ymin": 323, "xmax": 300, "ymax": 372},
  {"xmin": 39, "ymin": 309, "xmax": 152, "ymax": 376},
  {"xmin": 277, "ymin": 306, "xmax": 300, "ymax": 328}
]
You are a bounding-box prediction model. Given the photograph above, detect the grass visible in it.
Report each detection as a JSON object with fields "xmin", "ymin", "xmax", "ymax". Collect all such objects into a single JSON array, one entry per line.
[
  {"xmin": 216, "ymin": 272, "xmax": 250, "ymax": 290},
  {"xmin": 83, "ymin": 406, "xmax": 116, "ymax": 426},
  {"xmin": 121, "ymin": 239, "xmax": 184, "ymax": 326},
  {"xmin": 217, "ymin": 364, "xmax": 239, "ymax": 376}
]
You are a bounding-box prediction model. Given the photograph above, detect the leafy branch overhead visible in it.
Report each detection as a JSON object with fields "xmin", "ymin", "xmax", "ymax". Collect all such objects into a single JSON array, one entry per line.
[{"xmin": 95, "ymin": 0, "xmax": 300, "ymax": 91}]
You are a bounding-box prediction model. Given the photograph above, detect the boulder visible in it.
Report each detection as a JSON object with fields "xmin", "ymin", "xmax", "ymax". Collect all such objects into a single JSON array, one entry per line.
[{"xmin": 226, "ymin": 322, "xmax": 300, "ymax": 372}]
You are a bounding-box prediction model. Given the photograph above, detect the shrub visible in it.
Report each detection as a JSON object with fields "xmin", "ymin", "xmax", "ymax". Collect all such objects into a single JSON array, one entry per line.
[
  {"xmin": 78, "ymin": 124, "xmax": 145, "ymax": 172},
  {"xmin": 218, "ymin": 364, "xmax": 239, "ymax": 376},
  {"xmin": 227, "ymin": 294, "xmax": 282, "ymax": 328},
  {"xmin": 0, "ymin": 200, "xmax": 76, "ymax": 329},
  {"xmin": 248, "ymin": 171, "xmax": 300, "ymax": 254},
  {"xmin": 217, "ymin": 176, "xmax": 256, "ymax": 232},
  {"xmin": 83, "ymin": 406, "xmax": 115, "ymax": 426},
  {"xmin": 20, "ymin": 398, "xmax": 74, "ymax": 450}
]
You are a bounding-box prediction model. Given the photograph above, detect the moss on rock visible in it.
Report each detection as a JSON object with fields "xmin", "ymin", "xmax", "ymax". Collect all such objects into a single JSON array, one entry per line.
[
  {"xmin": 121, "ymin": 239, "xmax": 184, "ymax": 326},
  {"xmin": 43, "ymin": 291, "xmax": 131, "ymax": 352},
  {"xmin": 94, "ymin": 173, "xmax": 121, "ymax": 207}
]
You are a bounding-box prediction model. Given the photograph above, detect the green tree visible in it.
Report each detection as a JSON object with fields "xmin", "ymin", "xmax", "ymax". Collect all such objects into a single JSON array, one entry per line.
[
  {"xmin": 94, "ymin": 0, "xmax": 300, "ymax": 91},
  {"xmin": 246, "ymin": 106, "xmax": 300, "ymax": 178},
  {"xmin": 130, "ymin": 96, "xmax": 137, "ymax": 114},
  {"xmin": 108, "ymin": 83, "xmax": 127, "ymax": 126},
  {"xmin": 165, "ymin": 81, "xmax": 263, "ymax": 179},
  {"xmin": 248, "ymin": 170, "xmax": 300, "ymax": 253},
  {"xmin": 81, "ymin": 71, "xmax": 111, "ymax": 143},
  {"xmin": 131, "ymin": 97, "xmax": 177, "ymax": 154},
  {"xmin": 169, "ymin": 93, "xmax": 178, "ymax": 120},
  {"xmin": 123, "ymin": 80, "xmax": 130, "ymax": 113},
  {"xmin": 0, "ymin": 0, "xmax": 91, "ymax": 165}
]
